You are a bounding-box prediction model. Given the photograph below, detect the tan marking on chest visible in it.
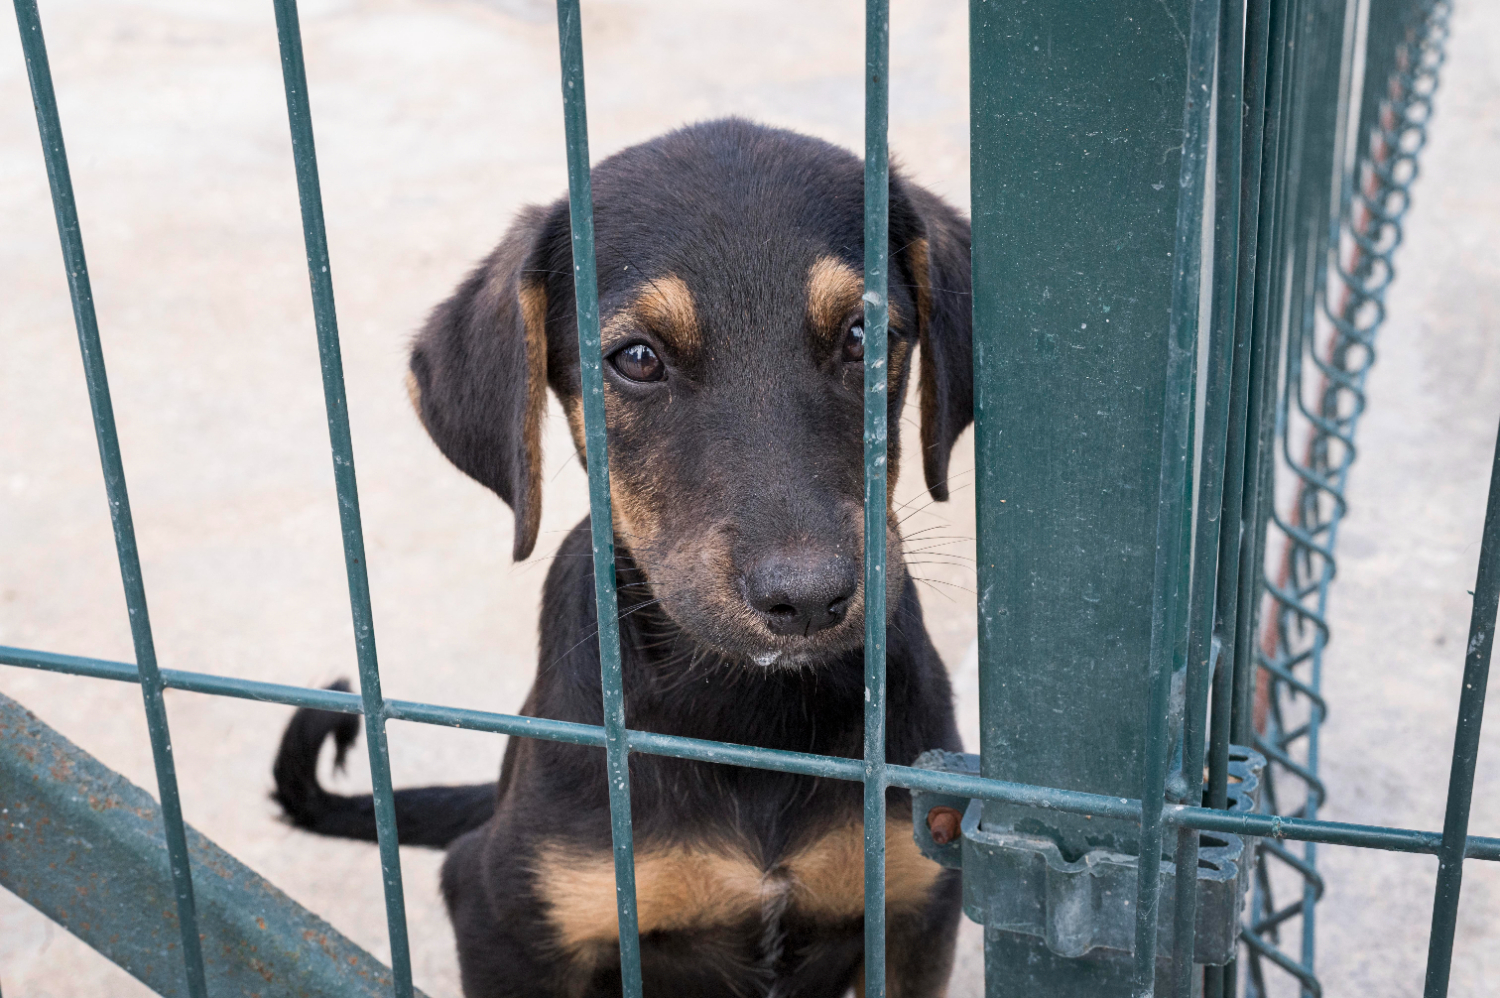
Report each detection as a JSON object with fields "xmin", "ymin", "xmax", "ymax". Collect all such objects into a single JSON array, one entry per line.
[
  {"xmin": 534, "ymin": 842, "xmax": 768, "ymax": 951},
  {"xmin": 533, "ymin": 821, "xmax": 943, "ymax": 951},
  {"xmin": 784, "ymin": 820, "xmax": 944, "ymax": 921}
]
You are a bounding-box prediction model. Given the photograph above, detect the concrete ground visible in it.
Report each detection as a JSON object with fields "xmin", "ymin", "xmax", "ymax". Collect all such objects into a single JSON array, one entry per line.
[{"xmin": 0, "ymin": 0, "xmax": 1494, "ymax": 996}]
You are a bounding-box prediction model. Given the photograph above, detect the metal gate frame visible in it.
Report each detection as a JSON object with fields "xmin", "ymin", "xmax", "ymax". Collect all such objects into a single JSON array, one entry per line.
[{"xmin": 3, "ymin": 0, "xmax": 1496, "ymax": 996}]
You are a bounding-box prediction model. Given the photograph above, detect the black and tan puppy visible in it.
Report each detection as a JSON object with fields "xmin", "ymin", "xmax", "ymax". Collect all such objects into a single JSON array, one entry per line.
[{"xmin": 273, "ymin": 118, "xmax": 974, "ymax": 998}]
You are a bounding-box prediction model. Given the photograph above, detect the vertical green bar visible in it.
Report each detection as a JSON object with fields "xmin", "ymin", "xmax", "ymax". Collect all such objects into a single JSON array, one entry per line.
[
  {"xmin": 970, "ymin": 0, "xmax": 1193, "ymax": 862},
  {"xmin": 1231, "ymin": 0, "xmax": 1296, "ymax": 750},
  {"xmin": 11, "ymin": 3, "xmax": 208, "ymax": 995},
  {"xmin": 1231, "ymin": 3, "xmax": 1297, "ymax": 988},
  {"xmin": 1132, "ymin": 0, "xmax": 1219, "ymax": 990},
  {"xmin": 1170, "ymin": 0, "xmax": 1245, "ymax": 986},
  {"xmin": 1422, "ymin": 424, "xmax": 1500, "ymax": 995},
  {"xmin": 552, "ymin": 3, "xmax": 644, "ymax": 995},
  {"xmin": 862, "ymin": 1, "xmax": 890, "ymax": 994},
  {"xmin": 268, "ymin": 2, "xmax": 413, "ymax": 994},
  {"xmin": 1208, "ymin": 0, "xmax": 1271, "ymax": 817},
  {"xmin": 1204, "ymin": 3, "xmax": 1263, "ymax": 996}
]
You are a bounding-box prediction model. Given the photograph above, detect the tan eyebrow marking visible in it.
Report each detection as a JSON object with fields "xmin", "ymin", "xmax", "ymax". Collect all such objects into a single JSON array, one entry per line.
[
  {"xmin": 602, "ymin": 273, "xmax": 700, "ymax": 354},
  {"xmin": 806, "ymin": 255, "xmax": 907, "ymax": 342},
  {"xmin": 806, "ymin": 256, "xmax": 865, "ymax": 339}
]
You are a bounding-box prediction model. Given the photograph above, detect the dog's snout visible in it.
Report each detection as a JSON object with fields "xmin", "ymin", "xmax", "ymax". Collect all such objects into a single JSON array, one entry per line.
[{"xmin": 744, "ymin": 552, "xmax": 858, "ymax": 637}]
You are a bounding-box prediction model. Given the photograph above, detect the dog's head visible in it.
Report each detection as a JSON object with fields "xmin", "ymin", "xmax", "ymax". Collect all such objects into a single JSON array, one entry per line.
[{"xmin": 409, "ymin": 119, "xmax": 971, "ymax": 666}]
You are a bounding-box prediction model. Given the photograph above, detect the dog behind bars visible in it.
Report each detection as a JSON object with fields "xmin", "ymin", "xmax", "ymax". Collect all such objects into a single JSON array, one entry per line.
[{"xmin": 271, "ymin": 118, "xmax": 974, "ymax": 998}]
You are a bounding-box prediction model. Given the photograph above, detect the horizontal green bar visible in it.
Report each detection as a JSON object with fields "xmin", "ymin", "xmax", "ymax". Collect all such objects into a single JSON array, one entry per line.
[
  {"xmin": 4, "ymin": 645, "xmax": 607, "ymax": 746},
  {"xmin": 384, "ymin": 699, "xmax": 605, "ymax": 748},
  {"xmin": 5, "ymin": 643, "xmax": 1497, "ymax": 862},
  {"xmin": 1164, "ymin": 804, "xmax": 1494, "ymax": 861}
]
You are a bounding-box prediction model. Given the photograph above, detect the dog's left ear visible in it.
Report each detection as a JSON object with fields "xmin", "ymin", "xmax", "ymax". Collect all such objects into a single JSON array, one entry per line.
[
  {"xmin": 893, "ymin": 178, "xmax": 974, "ymax": 502},
  {"xmin": 407, "ymin": 204, "xmax": 563, "ymax": 560}
]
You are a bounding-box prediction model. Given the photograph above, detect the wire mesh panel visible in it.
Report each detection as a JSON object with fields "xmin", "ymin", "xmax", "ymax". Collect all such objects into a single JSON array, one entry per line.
[
  {"xmin": 1245, "ymin": 1, "xmax": 1455, "ymax": 995},
  {"xmin": 2, "ymin": 0, "xmax": 1496, "ymax": 996}
]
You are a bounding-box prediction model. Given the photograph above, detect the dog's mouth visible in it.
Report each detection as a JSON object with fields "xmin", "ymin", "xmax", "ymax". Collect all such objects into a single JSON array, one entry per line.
[
  {"xmin": 744, "ymin": 638, "xmax": 846, "ymax": 671},
  {"xmin": 746, "ymin": 649, "xmax": 835, "ymax": 670},
  {"xmin": 631, "ymin": 573, "xmax": 872, "ymax": 668},
  {"xmin": 666, "ymin": 580, "xmax": 880, "ymax": 669},
  {"xmin": 616, "ymin": 520, "xmax": 906, "ymax": 669},
  {"xmin": 676, "ymin": 610, "xmax": 866, "ymax": 664}
]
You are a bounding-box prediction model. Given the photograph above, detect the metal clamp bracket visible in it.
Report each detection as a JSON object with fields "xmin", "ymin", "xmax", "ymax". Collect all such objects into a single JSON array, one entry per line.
[{"xmin": 911, "ymin": 747, "xmax": 1264, "ymax": 965}]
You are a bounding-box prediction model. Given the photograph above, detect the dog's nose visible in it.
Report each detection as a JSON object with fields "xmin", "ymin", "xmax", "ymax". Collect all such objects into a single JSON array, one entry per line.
[{"xmin": 744, "ymin": 552, "xmax": 858, "ymax": 637}]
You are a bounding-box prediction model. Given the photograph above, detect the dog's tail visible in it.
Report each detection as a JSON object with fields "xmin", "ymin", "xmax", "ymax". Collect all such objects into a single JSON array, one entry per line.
[{"xmin": 272, "ymin": 680, "xmax": 496, "ymax": 848}]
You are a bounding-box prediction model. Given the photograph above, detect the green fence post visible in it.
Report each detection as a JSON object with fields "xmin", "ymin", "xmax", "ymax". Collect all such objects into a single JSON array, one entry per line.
[{"xmin": 968, "ymin": 0, "xmax": 1214, "ymax": 992}]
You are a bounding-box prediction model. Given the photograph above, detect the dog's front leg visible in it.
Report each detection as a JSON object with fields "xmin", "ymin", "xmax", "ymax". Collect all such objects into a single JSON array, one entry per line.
[
  {"xmin": 442, "ymin": 821, "xmax": 602, "ymax": 998},
  {"xmin": 853, "ymin": 869, "xmax": 963, "ymax": 998}
]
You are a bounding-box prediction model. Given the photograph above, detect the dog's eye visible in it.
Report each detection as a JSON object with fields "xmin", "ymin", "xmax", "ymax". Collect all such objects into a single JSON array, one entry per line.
[
  {"xmin": 610, "ymin": 342, "xmax": 665, "ymax": 383},
  {"xmin": 841, "ymin": 323, "xmax": 865, "ymax": 363}
]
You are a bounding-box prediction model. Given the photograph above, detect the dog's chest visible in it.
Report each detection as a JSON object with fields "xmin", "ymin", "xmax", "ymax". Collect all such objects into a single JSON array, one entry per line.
[{"xmin": 533, "ymin": 819, "xmax": 942, "ymax": 951}]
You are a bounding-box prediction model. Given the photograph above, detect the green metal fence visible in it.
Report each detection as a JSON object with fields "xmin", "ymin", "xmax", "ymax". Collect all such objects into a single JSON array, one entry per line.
[{"xmin": 3, "ymin": 0, "xmax": 1496, "ymax": 996}]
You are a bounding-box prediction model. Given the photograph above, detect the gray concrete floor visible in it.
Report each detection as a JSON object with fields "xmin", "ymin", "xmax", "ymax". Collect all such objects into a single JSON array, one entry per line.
[{"xmin": 0, "ymin": 0, "xmax": 1495, "ymax": 995}]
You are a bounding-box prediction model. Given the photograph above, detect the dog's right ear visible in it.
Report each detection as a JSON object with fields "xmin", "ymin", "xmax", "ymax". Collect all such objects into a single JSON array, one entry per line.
[
  {"xmin": 893, "ymin": 179, "xmax": 974, "ymax": 503},
  {"xmin": 408, "ymin": 205, "xmax": 558, "ymax": 561}
]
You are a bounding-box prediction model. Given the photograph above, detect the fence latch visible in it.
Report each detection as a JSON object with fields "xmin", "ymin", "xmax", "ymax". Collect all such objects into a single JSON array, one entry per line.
[{"xmin": 911, "ymin": 747, "xmax": 1264, "ymax": 965}]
